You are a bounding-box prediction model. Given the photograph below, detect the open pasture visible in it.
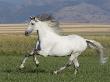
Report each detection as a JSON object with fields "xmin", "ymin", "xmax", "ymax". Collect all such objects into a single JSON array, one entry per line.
[
  {"xmin": 0, "ymin": 34, "xmax": 110, "ymax": 82},
  {"xmin": 0, "ymin": 23, "xmax": 110, "ymax": 82}
]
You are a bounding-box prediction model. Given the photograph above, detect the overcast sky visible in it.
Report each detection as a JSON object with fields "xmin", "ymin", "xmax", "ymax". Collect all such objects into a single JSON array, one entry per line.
[{"xmin": 0, "ymin": 0, "xmax": 23, "ymax": 4}]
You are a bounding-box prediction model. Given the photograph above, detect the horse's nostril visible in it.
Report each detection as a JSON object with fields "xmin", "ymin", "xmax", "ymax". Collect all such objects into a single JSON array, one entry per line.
[{"xmin": 25, "ymin": 31, "xmax": 29, "ymax": 36}]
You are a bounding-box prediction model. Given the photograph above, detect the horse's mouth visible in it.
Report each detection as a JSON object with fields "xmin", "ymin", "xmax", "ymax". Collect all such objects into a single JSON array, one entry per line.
[{"xmin": 25, "ymin": 31, "xmax": 29, "ymax": 36}]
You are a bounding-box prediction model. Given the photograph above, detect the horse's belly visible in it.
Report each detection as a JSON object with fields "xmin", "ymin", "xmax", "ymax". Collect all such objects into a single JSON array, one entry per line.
[
  {"xmin": 49, "ymin": 50, "xmax": 71, "ymax": 56},
  {"xmin": 48, "ymin": 42, "xmax": 72, "ymax": 56}
]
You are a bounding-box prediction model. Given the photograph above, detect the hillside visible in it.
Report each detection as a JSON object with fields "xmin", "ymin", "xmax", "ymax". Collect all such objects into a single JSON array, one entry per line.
[
  {"xmin": 0, "ymin": 0, "xmax": 110, "ymax": 23},
  {"xmin": 55, "ymin": 3, "xmax": 110, "ymax": 23}
]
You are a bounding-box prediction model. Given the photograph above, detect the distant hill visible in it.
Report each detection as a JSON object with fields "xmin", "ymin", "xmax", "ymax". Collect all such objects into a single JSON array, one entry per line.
[
  {"xmin": 0, "ymin": 0, "xmax": 110, "ymax": 23},
  {"xmin": 55, "ymin": 3, "xmax": 110, "ymax": 23}
]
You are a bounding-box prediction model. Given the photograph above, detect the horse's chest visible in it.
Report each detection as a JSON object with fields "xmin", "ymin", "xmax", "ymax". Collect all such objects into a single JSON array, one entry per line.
[
  {"xmin": 37, "ymin": 40, "xmax": 55, "ymax": 57},
  {"xmin": 41, "ymin": 41, "xmax": 53, "ymax": 49}
]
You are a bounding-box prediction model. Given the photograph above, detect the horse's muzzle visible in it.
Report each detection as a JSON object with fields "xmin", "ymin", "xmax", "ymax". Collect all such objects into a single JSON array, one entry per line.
[{"xmin": 25, "ymin": 31, "xmax": 29, "ymax": 36}]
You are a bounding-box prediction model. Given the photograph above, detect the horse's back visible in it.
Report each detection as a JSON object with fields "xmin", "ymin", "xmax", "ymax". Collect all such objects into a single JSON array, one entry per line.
[
  {"xmin": 63, "ymin": 34, "xmax": 84, "ymax": 40},
  {"xmin": 62, "ymin": 34, "xmax": 86, "ymax": 43},
  {"xmin": 61, "ymin": 34, "xmax": 87, "ymax": 52}
]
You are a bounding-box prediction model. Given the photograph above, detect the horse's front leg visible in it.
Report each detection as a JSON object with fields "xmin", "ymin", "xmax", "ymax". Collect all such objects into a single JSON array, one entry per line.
[
  {"xmin": 33, "ymin": 54, "xmax": 39, "ymax": 67},
  {"xmin": 19, "ymin": 48, "xmax": 39, "ymax": 69},
  {"xmin": 19, "ymin": 54, "xmax": 29, "ymax": 69}
]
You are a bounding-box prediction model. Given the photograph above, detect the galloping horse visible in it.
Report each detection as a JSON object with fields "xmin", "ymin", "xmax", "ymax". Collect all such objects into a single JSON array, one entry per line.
[{"xmin": 20, "ymin": 14, "xmax": 108, "ymax": 74}]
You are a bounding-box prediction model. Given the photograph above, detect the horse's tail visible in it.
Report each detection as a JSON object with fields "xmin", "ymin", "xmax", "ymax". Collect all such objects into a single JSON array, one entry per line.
[{"xmin": 86, "ymin": 39, "xmax": 108, "ymax": 64}]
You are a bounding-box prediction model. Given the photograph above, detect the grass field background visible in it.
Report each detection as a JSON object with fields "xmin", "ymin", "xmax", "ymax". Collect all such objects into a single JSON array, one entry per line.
[
  {"xmin": 0, "ymin": 34, "xmax": 110, "ymax": 82},
  {"xmin": 0, "ymin": 24, "xmax": 110, "ymax": 35}
]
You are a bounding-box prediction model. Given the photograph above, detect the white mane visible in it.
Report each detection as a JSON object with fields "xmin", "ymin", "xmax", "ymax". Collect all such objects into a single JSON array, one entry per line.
[
  {"xmin": 33, "ymin": 14, "xmax": 62, "ymax": 35},
  {"xmin": 41, "ymin": 20, "xmax": 62, "ymax": 35}
]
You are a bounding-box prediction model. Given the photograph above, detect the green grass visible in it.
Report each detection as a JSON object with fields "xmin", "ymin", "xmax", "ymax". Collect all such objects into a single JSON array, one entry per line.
[{"xmin": 0, "ymin": 35, "xmax": 110, "ymax": 82}]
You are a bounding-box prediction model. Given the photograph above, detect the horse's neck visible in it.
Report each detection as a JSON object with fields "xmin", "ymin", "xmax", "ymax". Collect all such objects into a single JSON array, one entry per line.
[{"xmin": 38, "ymin": 26, "xmax": 60, "ymax": 40}]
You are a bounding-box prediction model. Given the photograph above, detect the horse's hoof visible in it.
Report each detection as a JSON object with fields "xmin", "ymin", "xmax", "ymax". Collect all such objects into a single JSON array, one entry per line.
[
  {"xmin": 19, "ymin": 65, "xmax": 24, "ymax": 69},
  {"xmin": 53, "ymin": 71, "xmax": 58, "ymax": 74}
]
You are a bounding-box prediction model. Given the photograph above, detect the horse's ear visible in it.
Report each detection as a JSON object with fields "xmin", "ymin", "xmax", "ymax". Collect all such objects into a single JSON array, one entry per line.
[
  {"xmin": 30, "ymin": 16, "xmax": 35, "ymax": 20},
  {"xmin": 30, "ymin": 16, "xmax": 33, "ymax": 20}
]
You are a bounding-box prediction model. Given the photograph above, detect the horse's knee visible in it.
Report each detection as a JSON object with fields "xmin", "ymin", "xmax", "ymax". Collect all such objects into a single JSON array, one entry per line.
[
  {"xmin": 73, "ymin": 59, "xmax": 79, "ymax": 68},
  {"xmin": 25, "ymin": 52, "xmax": 34, "ymax": 57},
  {"xmin": 25, "ymin": 53, "xmax": 30, "ymax": 57},
  {"xmin": 66, "ymin": 63, "xmax": 71, "ymax": 67},
  {"xmin": 75, "ymin": 64, "xmax": 79, "ymax": 69}
]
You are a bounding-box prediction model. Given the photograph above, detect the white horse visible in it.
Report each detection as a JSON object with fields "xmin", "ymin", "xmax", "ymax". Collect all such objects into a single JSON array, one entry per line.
[{"xmin": 19, "ymin": 14, "xmax": 108, "ymax": 74}]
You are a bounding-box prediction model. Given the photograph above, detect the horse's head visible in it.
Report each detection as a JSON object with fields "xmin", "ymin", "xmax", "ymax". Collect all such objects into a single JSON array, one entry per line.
[
  {"xmin": 25, "ymin": 16, "xmax": 40, "ymax": 36},
  {"xmin": 25, "ymin": 14, "xmax": 59, "ymax": 36}
]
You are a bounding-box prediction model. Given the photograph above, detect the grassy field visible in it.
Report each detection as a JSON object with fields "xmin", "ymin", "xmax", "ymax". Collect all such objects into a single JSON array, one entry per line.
[{"xmin": 0, "ymin": 35, "xmax": 110, "ymax": 82}]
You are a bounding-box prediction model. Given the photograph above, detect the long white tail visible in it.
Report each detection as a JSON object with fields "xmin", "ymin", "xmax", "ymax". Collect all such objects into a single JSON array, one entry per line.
[{"xmin": 86, "ymin": 39, "xmax": 108, "ymax": 64}]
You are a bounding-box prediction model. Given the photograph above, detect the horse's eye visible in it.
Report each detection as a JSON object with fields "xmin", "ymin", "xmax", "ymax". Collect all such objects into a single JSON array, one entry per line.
[{"xmin": 31, "ymin": 23, "xmax": 34, "ymax": 25}]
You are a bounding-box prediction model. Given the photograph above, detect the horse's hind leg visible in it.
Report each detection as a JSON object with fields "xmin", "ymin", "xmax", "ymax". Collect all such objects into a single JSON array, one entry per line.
[
  {"xmin": 54, "ymin": 54, "xmax": 76, "ymax": 74},
  {"xmin": 54, "ymin": 53, "xmax": 80, "ymax": 74},
  {"xmin": 54, "ymin": 61, "xmax": 72, "ymax": 74},
  {"xmin": 72, "ymin": 57, "xmax": 79, "ymax": 75}
]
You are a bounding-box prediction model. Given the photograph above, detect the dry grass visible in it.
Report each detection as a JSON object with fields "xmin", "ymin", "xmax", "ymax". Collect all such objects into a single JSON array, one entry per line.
[{"xmin": 0, "ymin": 24, "xmax": 110, "ymax": 34}]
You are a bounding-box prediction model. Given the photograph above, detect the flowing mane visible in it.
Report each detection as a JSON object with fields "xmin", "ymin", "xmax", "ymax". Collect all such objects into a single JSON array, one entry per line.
[{"xmin": 35, "ymin": 14, "xmax": 62, "ymax": 35}]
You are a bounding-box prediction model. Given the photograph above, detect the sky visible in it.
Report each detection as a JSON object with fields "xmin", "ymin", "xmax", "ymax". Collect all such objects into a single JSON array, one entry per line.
[
  {"xmin": 0, "ymin": 0, "xmax": 23, "ymax": 4},
  {"xmin": 0, "ymin": 0, "xmax": 86, "ymax": 4}
]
